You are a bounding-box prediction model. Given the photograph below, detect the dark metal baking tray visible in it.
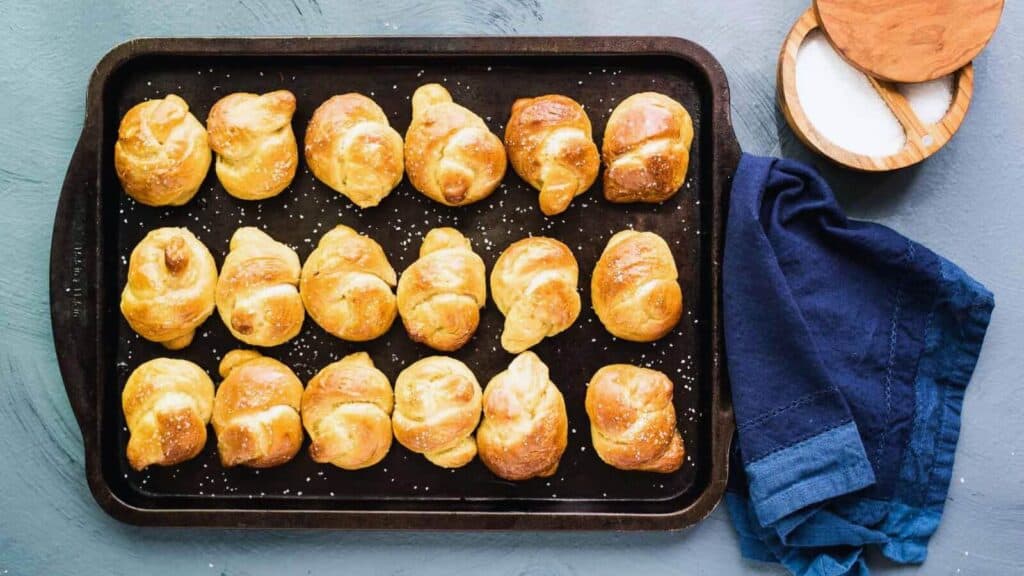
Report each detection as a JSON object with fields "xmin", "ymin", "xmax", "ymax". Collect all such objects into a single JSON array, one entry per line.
[{"xmin": 50, "ymin": 36, "xmax": 738, "ymax": 530}]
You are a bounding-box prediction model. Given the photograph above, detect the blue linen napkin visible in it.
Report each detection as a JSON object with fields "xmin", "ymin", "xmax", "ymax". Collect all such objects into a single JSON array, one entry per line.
[{"xmin": 723, "ymin": 154, "xmax": 994, "ymax": 576}]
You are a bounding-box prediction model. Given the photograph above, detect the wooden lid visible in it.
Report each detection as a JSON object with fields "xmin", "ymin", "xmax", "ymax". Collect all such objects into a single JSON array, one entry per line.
[{"xmin": 814, "ymin": 0, "xmax": 1004, "ymax": 82}]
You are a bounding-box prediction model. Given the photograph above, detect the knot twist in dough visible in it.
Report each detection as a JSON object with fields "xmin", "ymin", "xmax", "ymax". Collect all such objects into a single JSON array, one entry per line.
[
  {"xmin": 505, "ymin": 94, "xmax": 599, "ymax": 216},
  {"xmin": 301, "ymin": 352, "xmax": 394, "ymax": 470},
  {"xmin": 120, "ymin": 227, "xmax": 218, "ymax": 350},
  {"xmin": 216, "ymin": 227, "xmax": 304, "ymax": 347},
  {"xmin": 300, "ymin": 225, "xmax": 397, "ymax": 342},
  {"xmin": 207, "ymin": 90, "xmax": 298, "ymax": 200},
  {"xmin": 122, "ymin": 358, "xmax": 214, "ymax": 471},
  {"xmin": 212, "ymin": 350, "xmax": 304, "ymax": 468},
  {"xmin": 585, "ymin": 364, "xmax": 684, "ymax": 473},
  {"xmin": 397, "ymin": 228, "xmax": 486, "ymax": 351},
  {"xmin": 477, "ymin": 351, "xmax": 568, "ymax": 481},
  {"xmin": 305, "ymin": 93, "xmax": 404, "ymax": 208},
  {"xmin": 404, "ymin": 83, "xmax": 507, "ymax": 206},
  {"xmin": 592, "ymin": 230, "xmax": 682, "ymax": 342},
  {"xmin": 114, "ymin": 94, "xmax": 211, "ymax": 206},
  {"xmin": 490, "ymin": 237, "xmax": 581, "ymax": 353},
  {"xmin": 393, "ymin": 356, "xmax": 482, "ymax": 468}
]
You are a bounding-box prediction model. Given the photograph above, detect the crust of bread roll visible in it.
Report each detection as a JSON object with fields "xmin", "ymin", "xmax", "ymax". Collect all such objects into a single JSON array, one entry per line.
[
  {"xmin": 305, "ymin": 93, "xmax": 404, "ymax": 208},
  {"xmin": 504, "ymin": 94, "xmax": 599, "ymax": 215},
  {"xmin": 114, "ymin": 94, "xmax": 211, "ymax": 206},
  {"xmin": 397, "ymin": 228, "xmax": 486, "ymax": 351},
  {"xmin": 300, "ymin": 225, "xmax": 397, "ymax": 342},
  {"xmin": 602, "ymin": 92, "xmax": 693, "ymax": 203},
  {"xmin": 212, "ymin": 350, "xmax": 304, "ymax": 468},
  {"xmin": 120, "ymin": 227, "xmax": 218, "ymax": 350},
  {"xmin": 207, "ymin": 90, "xmax": 298, "ymax": 200},
  {"xmin": 301, "ymin": 352, "xmax": 394, "ymax": 470},
  {"xmin": 122, "ymin": 358, "xmax": 214, "ymax": 471},
  {"xmin": 592, "ymin": 230, "xmax": 682, "ymax": 342},
  {"xmin": 404, "ymin": 83, "xmax": 506, "ymax": 206},
  {"xmin": 585, "ymin": 364, "xmax": 684, "ymax": 473}
]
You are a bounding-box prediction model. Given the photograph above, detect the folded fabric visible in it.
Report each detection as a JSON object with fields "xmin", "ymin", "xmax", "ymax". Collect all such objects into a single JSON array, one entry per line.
[{"xmin": 723, "ymin": 154, "xmax": 994, "ymax": 576}]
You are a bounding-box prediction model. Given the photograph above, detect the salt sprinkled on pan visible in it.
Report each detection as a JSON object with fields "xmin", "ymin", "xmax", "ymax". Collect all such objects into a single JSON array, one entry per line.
[
  {"xmin": 898, "ymin": 74, "xmax": 954, "ymax": 125},
  {"xmin": 796, "ymin": 30, "xmax": 906, "ymax": 157}
]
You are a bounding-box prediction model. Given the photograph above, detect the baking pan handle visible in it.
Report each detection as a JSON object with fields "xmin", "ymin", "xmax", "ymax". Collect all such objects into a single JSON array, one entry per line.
[{"xmin": 50, "ymin": 121, "xmax": 100, "ymax": 435}]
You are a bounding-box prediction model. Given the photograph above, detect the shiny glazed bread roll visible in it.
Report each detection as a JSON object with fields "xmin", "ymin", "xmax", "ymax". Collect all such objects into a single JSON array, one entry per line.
[
  {"xmin": 404, "ymin": 83, "xmax": 506, "ymax": 206},
  {"xmin": 122, "ymin": 358, "xmax": 214, "ymax": 471},
  {"xmin": 300, "ymin": 225, "xmax": 397, "ymax": 342},
  {"xmin": 592, "ymin": 230, "xmax": 682, "ymax": 342},
  {"xmin": 490, "ymin": 237, "xmax": 581, "ymax": 353},
  {"xmin": 302, "ymin": 352, "xmax": 394, "ymax": 470},
  {"xmin": 216, "ymin": 227, "xmax": 304, "ymax": 347},
  {"xmin": 114, "ymin": 94, "xmax": 211, "ymax": 206},
  {"xmin": 393, "ymin": 356, "xmax": 482, "ymax": 468},
  {"xmin": 120, "ymin": 227, "xmax": 218, "ymax": 350},
  {"xmin": 207, "ymin": 90, "xmax": 298, "ymax": 200},
  {"xmin": 304, "ymin": 93, "xmax": 404, "ymax": 208},
  {"xmin": 504, "ymin": 94, "xmax": 599, "ymax": 216},
  {"xmin": 602, "ymin": 92, "xmax": 693, "ymax": 203},
  {"xmin": 397, "ymin": 228, "xmax": 486, "ymax": 351},
  {"xmin": 212, "ymin": 350, "xmax": 304, "ymax": 468},
  {"xmin": 585, "ymin": 364, "xmax": 684, "ymax": 473},
  {"xmin": 477, "ymin": 351, "xmax": 568, "ymax": 481}
]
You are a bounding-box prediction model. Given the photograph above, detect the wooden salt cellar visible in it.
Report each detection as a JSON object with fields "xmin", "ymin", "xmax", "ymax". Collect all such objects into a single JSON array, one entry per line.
[{"xmin": 778, "ymin": 1, "xmax": 1003, "ymax": 171}]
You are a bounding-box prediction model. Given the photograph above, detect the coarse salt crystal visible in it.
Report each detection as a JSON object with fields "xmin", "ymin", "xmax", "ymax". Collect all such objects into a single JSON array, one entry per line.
[{"xmin": 898, "ymin": 74, "xmax": 954, "ymax": 125}]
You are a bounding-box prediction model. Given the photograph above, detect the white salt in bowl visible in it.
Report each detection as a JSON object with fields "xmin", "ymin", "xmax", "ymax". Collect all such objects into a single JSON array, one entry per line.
[{"xmin": 777, "ymin": 8, "xmax": 974, "ymax": 171}]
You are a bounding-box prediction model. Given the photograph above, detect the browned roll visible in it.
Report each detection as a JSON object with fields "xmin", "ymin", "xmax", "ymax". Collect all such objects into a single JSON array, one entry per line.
[
  {"xmin": 207, "ymin": 90, "xmax": 298, "ymax": 200},
  {"xmin": 591, "ymin": 230, "xmax": 682, "ymax": 341},
  {"xmin": 396, "ymin": 228, "xmax": 486, "ymax": 352},
  {"xmin": 404, "ymin": 83, "xmax": 506, "ymax": 206},
  {"xmin": 585, "ymin": 364, "xmax": 684, "ymax": 473},
  {"xmin": 392, "ymin": 356, "xmax": 482, "ymax": 468},
  {"xmin": 302, "ymin": 352, "xmax": 394, "ymax": 470},
  {"xmin": 122, "ymin": 358, "xmax": 214, "ymax": 471},
  {"xmin": 305, "ymin": 93, "xmax": 404, "ymax": 208},
  {"xmin": 114, "ymin": 94, "xmax": 211, "ymax": 206},
  {"xmin": 300, "ymin": 225, "xmax": 397, "ymax": 342},
  {"xmin": 602, "ymin": 92, "xmax": 693, "ymax": 203},
  {"xmin": 477, "ymin": 351, "xmax": 567, "ymax": 481},
  {"xmin": 216, "ymin": 227, "xmax": 304, "ymax": 347},
  {"xmin": 504, "ymin": 94, "xmax": 599, "ymax": 216},
  {"xmin": 120, "ymin": 227, "xmax": 218, "ymax": 350}
]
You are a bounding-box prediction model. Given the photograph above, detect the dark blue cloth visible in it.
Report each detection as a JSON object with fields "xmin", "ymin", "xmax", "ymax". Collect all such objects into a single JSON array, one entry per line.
[{"xmin": 723, "ymin": 154, "xmax": 994, "ymax": 576}]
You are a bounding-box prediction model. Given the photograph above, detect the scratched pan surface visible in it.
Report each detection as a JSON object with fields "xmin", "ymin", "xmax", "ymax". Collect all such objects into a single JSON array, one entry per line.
[{"xmin": 50, "ymin": 37, "xmax": 737, "ymax": 529}]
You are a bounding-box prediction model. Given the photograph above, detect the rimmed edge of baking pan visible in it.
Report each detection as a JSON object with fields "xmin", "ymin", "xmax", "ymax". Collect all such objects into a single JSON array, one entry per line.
[{"xmin": 50, "ymin": 36, "xmax": 738, "ymax": 530}]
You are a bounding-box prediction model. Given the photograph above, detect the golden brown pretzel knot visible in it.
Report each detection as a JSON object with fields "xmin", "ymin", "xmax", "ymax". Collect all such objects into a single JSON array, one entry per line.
[
  {"xmin": 397, "ymin": 228, "xmax": 486, "ymax": 352},
  {"xmin": 585, "ymin": 364, "xmax": 684, "ymax": 473},
  {"xmin": 504, "ymin": 94, "xmax": 600, "ymax": 216},
  {"xmin": 114, "ymin": 94, "xmax": 211, "ymax": 206},
  {"xmin": 305, "ymin": 93, "xmax": 404, "ymax": 208},
  {"xmin": 477, "ymin": 351, "xmax": 568, "ymax": 481},
  {"xmin": 207, "ymin": 90, "xmax": 298, "ymax": 200},
  {"xmin": 216, "ymin": 227, "xmax": 304, "ymax": 347},
  {"xmin": 300, "ymin": 225, "xmax": 397, "ymax": 342},
  {"xmin": 404, "ymin": 83, "xmax": 507, "ymax": 206},
  {"xmin": 301, "ymin": 352, "xmax": 394, "ymax": 470},
  {"xmin": 602, "ymin": 92, "xmax": 693, "ymax": 204},
  {"xmin": 490, "ymin": 236, "xmax": 581, "ymax": 353},
  {"xmin": 120, "ymin": 227, "xmax": 218, "ymax": 350},
  {"xmin": 592, "ymin": 230, "xmax": 683, "ymax": 342},
  {"xmin": 392, "ymin": 356, "xmax": 482, "ymax": 468},
  {"xmin": 212, "ymin": 350, "xmax": 304, "ymax": 468},
  {"xmin": 122, "ymin": 358, "xmax": 214, "ymax": 471}
]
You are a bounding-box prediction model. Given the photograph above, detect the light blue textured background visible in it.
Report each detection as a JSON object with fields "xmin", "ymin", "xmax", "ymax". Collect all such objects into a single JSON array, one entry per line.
[{"xmin": 1, "ymin": 1, "xmax": 1022, "ymax": 574}]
